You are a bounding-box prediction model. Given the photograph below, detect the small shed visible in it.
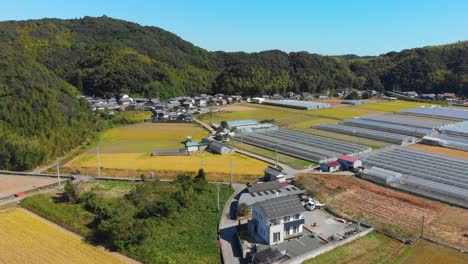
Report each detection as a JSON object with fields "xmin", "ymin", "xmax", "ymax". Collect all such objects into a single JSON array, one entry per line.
[
  {"xmin": 208, "ymin": 141, "xmax": 234, "ymax": 154},
  {"xmin": 185, "ymin": 141, "xmax": 201, "ymax": 152},
  {"xmin": 320, "ymin": 160, "xmax": 341, "ymax": 172},
  {"xmin": 338, "ymin": 155, "xmax": 362, "ymax": 171},
  {"xmin": 264, "ymin": 166, "xmax": 286, "ymax": 182}
]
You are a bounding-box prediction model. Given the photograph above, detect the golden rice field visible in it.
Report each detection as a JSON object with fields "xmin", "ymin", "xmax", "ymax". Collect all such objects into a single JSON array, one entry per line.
[
  {"xmin": 355, "ymin": 100, "xmax": 435, "ymax": 112},
  {"xmin": 94, "ymin": 123, "xmax": 209, "ymax": 153},
  {"xmin": 65, "ymin": 152, "xmax": 267, "ymax": 182},
  {"xmin": 0, "ymin": 208, "xmax": 133, "ymax": 264}
]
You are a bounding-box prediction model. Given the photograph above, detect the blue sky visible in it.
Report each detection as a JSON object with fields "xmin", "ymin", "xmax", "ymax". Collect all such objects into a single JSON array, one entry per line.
[{"xmin": 2, "ymin": 0, "xmax": 468, "ymax": 55}]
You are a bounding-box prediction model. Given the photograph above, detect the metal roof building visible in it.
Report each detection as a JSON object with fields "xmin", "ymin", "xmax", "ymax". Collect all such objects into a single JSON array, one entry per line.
[
  {"xmin": 226, "ymin": 119, "xmax": 258, "ymax": 128},
  {"xmin": 262, "ymin": 100, "xmax": 331, "ymax": 110}
]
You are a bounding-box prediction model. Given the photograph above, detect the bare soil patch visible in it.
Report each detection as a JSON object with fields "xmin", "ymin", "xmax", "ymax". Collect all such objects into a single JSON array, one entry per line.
[
  {"xmin": 296, "ymin": 173, "xmax": 467, "ymax": 249},
  {"xmin": 0, "ymin": 175, "xmax": 58, "ymax": 198},
  {"xmin": 408, "ymin": 144, "xmax": 468, "ymax": 160}
]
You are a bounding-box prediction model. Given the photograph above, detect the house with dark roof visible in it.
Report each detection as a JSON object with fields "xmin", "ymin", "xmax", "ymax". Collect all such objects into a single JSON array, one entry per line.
[
  {"xmin": 248, "ymin": 196, "xmax": 305, "ymax": 245},
  {"xmin": 264, "ymin": 166, "xmax": 286, "ymax": 182}
]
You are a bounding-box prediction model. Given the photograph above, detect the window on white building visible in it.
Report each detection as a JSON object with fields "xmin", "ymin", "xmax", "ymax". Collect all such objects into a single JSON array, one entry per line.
[
  {"xmin": 293, "ymin": 225, "xmax": 299, "ymax": 234},
  {"xmin": 294, "ymin": 214, "xmax": 300, "ymax": 220},
  {"xmin": 284, "ymin": 216, "xmax": 290, "ymax": 222},
  {"xmin": 273, "ymin": 232, "xmax": 281, "ymax": 242}
]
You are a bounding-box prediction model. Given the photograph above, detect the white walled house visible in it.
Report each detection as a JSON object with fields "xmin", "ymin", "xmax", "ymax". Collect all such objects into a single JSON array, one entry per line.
[{"xmin": 248, "ymin": 196, "xmax": 305, "ymax": 245}]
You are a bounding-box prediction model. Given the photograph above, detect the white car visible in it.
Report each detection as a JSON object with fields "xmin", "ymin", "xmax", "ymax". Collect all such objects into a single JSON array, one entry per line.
[{"xmin": 302, "ymin": 198, "xmax": 325, "ymax": 211}]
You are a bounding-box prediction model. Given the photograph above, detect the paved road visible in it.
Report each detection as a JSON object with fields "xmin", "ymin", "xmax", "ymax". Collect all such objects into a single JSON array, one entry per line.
[{"xmin": 219, "ymin": 183, "xmax": 246, "ymax": 264}]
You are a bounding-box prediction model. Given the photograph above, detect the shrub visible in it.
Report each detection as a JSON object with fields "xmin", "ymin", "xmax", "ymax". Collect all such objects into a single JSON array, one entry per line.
[
  {"xmin": 64, "ymin": 181, "xmax": 79, "ymax": 203},
  {"xmin": 237, "ymin": 203, "xmax": 250, "ymax": 217}
]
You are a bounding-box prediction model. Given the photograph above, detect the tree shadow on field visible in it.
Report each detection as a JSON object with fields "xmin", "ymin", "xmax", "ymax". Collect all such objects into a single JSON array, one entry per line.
[{"xmin": 52, "ymin": 192, "xmax": 68, "ymax": 204}]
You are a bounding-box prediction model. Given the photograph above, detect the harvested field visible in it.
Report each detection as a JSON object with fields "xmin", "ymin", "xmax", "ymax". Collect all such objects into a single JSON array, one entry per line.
[
  {"xmin": 214, "ymin": 104, "xmax": 258, "ymax": 112},
  {"xmin": 312, "ymin": 107, "xmax": 386, "ymax": 119},
  {"xmin": 296, "ymin": 173, "xmax": 468, "ymax": 249},
  {"xmin": 0, "ymin": 208, "xmax": 132, "ymax": 264},
  {"xmin": 304, "ymin": 233, "xmax": 410, "ymax": 264},
  {"xmin": 402, "ymin": 239, "xmax": 468, "ymax": 264},
  {"xmin": 64, "ymin": 152, "xmax": 267, "ymax": 183},
  {"xmin": 356, "ymin": 101, "xmax": 433, "ymax": 112},
  {"xmin": 408, "ymin": 144, "xmax": 468, "ymax": 159},
  {"xmin": 0, "ymin": 175, "xmax": 58, "ymax": 198}
]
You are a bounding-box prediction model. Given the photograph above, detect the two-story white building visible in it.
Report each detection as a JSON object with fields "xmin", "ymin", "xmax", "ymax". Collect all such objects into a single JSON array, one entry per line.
[{"xmin": 248, "ymin": 195, "xmax": 305, "ymax": 245}]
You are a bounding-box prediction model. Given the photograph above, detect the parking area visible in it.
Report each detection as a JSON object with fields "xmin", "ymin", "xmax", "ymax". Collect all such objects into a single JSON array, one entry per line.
[{"xmin": 303, "ymin": 209, "xmax": 350, "ymax": 239}]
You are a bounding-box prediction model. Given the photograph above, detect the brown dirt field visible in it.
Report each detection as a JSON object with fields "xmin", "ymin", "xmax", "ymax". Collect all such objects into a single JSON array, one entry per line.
[
  {"xmin": 214, "ymin": 104, "xmax": 258, "ymax": 112},
  {"xmin": 0, "ymin": 175, "xmax": 59, "ymax": 197},
  {"xmin": 296, "ymin": 173, "xmax": 468, "ymax": 249},
  {"xmin": 408, "ymin": 144, "xmax": 468, "ymax": 160}
]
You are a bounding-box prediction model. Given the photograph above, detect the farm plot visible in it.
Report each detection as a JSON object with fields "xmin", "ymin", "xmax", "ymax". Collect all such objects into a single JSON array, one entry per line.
[
  {"xmin": 342, "ymin": 118, "xmax": 433, "ymax": 137},
  {"xmin": 63, "ymin": 123, "xmax": 267, "ymax": 182},
  {"xmin": 0, "ymin": 208, "xmax": 131, "ymax": 264},
  {"xmin": 362, "ymin": 147, "xmax": 468, "ymax": 208},
  {"xmin": 233, "ymin": 129, "xmax": 370, "ymax": 163},
  {"xmin": 355, "ymin": 100, "xmax": 433, "ymax": 112},
  {"xmin": 314, "ymin": 123, "xmax": 415, "ymax": 144},
  {"xmin": 64, "ymin": 152, "xmax": 267, "ymax": 183},
  {"xmin": 293, "ymin": 128, "xmax": 391, "ymax": 148},
  {"xmin": 0, "ymin": 175, "xmax": 59, "ymax": 198},
  {"xmin": 296, "ymin": 174, "xmax": 468, "ymax": 249},
  {"xmin": 361, "ymin": 113, "xmax": 452, "ymax": 128},
  {"xmin": 409, "ymin": 144, "xmax": 468, "ymax": 159},
  {"xmin": 94, "ymin": 123, "xmax": 208, "ymax": 153}
]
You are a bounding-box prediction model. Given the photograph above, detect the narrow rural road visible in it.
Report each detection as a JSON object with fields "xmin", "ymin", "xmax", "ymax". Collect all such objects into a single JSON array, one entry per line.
[{"xmin": 219, "ymin": 183, "xmax": 246, "ymax": 264}]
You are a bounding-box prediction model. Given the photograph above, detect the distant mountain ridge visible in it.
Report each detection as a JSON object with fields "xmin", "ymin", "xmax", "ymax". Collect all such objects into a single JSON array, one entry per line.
[{"xmin": 0, "ymin": 16, "xmax": 467, "ymax": 170}]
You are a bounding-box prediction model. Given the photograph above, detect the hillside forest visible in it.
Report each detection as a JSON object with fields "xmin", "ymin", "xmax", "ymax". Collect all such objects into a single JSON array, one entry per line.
[{"xmin": 0, "ymin": 16, "xmax": 467, "ymax": 170}]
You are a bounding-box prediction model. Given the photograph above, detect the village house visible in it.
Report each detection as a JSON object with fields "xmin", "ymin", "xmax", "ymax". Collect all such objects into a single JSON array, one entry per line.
[{"xmin": 248, "ymin": 195, "xmax": 305, "ymax": 245}]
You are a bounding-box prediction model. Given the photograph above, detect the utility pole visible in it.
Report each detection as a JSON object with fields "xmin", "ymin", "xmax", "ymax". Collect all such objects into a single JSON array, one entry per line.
[
  {"xmin": 97, "ymin": 147, "xmax": 101, "ymax": 177},
  {"xmin": 56, "ymin": 160, "xmax": 61, "ymax": 189},
  {"xmin": 217, "ymin": 183, "xmax": 220, "ymax": 211},
  {"xmin": 229, "ymin": 152, "xmax": 233, "ymax": 187}
]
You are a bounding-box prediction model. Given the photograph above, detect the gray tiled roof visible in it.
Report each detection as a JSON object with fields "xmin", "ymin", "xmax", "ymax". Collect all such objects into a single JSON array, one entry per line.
[
  {"xmin": 238, "ymin": 187, "xmax": 305, "ymax": 206},
  {"xmin": 247, "ymin": 181, "xmax": 282, "ymax": 194},
  {"xmin": 256, "ymin": 195, "xmax": 305, "ymax": 219},
  {"xmin": 264, "ymin": 166, "xmax": 283, "ymax": 177}
]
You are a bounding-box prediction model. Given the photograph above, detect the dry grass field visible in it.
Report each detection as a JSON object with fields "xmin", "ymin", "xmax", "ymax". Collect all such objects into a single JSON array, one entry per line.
[
  {"xmin": 297, "ymin": 174, "xmax": 468, "ymax": 249},
  {"xmin": 0, "ymin": 175, "xmax": 58, "ymax": 197},
  {"xmin": 304, "ymin": 232, "xmax": 467, "ymax": 264},
  {"xmin": 0, "ymin": 208, "xmax": 133, "ymax": 264},
  {"xmin": 408, "ymin": 144, "xmax": 468, "ymax": 159}
]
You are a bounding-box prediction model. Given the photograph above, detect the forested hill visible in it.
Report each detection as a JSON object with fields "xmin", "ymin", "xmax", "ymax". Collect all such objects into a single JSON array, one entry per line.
[{"xmin": 0, "ymin": 16, "xmax": 467, "ymax": 170}]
